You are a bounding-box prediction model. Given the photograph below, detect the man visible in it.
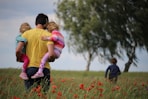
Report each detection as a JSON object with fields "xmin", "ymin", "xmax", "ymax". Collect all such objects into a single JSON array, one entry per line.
[{"xmin": 16, "ymin": 13, "xmax": 55, "ymax": 92}]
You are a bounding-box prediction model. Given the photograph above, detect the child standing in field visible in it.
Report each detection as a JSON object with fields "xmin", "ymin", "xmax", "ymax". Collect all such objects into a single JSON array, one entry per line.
[
  {"xmin": 105, "ymin": 58, "xmax": 121, "ymax": 83},
  {"xmin": 31, "ymin": 21, "xmax": 65, "ymax": 79},
  {"xmin": 16, "ymin": 22, "xmax": 31, "ymax": 80}
]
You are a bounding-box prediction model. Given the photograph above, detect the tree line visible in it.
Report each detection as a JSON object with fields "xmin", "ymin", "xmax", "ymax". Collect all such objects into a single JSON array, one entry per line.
[{"xmin": 56, "ymin": 0, "xmax": 148, "ymax": 72}]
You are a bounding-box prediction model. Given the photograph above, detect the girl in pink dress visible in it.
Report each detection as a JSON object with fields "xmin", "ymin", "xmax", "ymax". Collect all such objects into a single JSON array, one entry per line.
[{"xmin": 31, "ymin": 22, "xmax": 65, "ymax": 79}]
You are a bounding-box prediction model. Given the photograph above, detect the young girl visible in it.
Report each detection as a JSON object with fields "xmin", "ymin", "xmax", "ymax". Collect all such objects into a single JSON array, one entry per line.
[
  {"xmin": 31, "ymin": 21, "xmax": 65, "ymax": 79},
  {"xmin": 16, "ymin": 22, "xmax": 31, "ymax": 80}
]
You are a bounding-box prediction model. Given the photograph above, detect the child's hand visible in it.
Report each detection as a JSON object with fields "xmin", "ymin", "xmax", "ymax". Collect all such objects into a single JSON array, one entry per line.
[
  {"xmin": 41, "ymin": 36, "xmax": 49, "ymax": 41},
  {"xmin": 16, "ymin": 51, "xmax": 22, "ymax": 62},
  {"xmin": 48, "ymin": 56, "xmax": 55, "ymax": 62}
]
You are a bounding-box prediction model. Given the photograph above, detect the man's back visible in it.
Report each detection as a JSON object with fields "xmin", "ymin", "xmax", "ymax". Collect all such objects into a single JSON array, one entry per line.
[{"xmin": 22, "ymin": 28, "xmax": 53, "ymax": 68}]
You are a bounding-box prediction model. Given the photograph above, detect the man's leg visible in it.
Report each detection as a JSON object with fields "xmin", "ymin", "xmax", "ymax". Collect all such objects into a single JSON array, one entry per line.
[
  {"xmin": 24, "ymin": 67, "xmax": 38, "ymax": 91},
  {"xmin": 41, "ymin": 68, "xmax": 50, "ymax": 93},
  {"xmin": 24, "ymin": 67, "xmax": 50, "ymax": 93}
]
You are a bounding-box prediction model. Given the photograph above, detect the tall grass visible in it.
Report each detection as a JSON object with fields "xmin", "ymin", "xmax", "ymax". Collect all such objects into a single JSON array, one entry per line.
[{"xmin": 0, "ymin": 68, "xmax": 148, "ymax": 99}]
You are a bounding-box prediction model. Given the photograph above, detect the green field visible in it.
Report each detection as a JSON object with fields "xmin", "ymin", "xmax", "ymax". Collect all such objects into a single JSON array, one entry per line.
[{"xmin": 0, "ymin": 68, "xmax": 148, "ymax": 99}]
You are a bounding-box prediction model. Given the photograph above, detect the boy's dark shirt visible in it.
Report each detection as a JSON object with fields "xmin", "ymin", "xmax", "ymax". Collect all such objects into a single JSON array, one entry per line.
[{"xmin": 105, "ymin": 64, "xmax": 121, "ymax": 78}]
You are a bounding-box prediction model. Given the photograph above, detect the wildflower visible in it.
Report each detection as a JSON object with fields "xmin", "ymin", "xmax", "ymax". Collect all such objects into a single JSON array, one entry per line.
[
  {"xmin": 99, "ymin": 93, "xmax": 103, "ymax": 97},
  {"xmin": 134, "ymin": 82, "xmax": 137, "ymax": 86},
  {"xmin": 52, "ymin": 89, "xmax": 56, "ymax": 93},
  {"xmin": 11, "ymin": 96, "xmax": 21, "ymax": 99},
  {"xmin": 31, "ymin": 87, "xmax": 37, "ymax": 93},
  {"xmin": 112, "ymin": 88, "xmax": 116, "ymax": 92},
  {"xmin": 84, "ymin": 94, "xmax": 88, "ymax": 98},
  {"xmin": 36, "ymin": 85, "xmax": 42, "ymax": 93},
  {"xmin": 56, "ymin": 95, "xmax": 61, "ymax": 99},
  {"xmin": 98, "ymin": 88, "xmax": 103, "ymax": 93},
  {"xmin": 57, "ymin": 91, "xmax": 62, "ymax": 96},
  {"xmin": 115, "ymin": 85, "xmax": 120, "ymax": 90},
  {"xmin": 112, "ymin": 85, "xmax": 120, "ymax": 91},
  {"xmin": 97, "ymin": 81, "xmax": 103, "ymax": 86},
  {"xmin": 52, "ymin": 85, "xmax": 57, "ymax": 89},
  {"xmin": 79, "ymin": 83, "xmax": 84, "ymax": 89},
  {"xmin": 86, "ymin": 87, "xmax": 91, "ymax": 91},
  {"xmin": 91, "ymin": 96, "xmax": 95, "ymax": 99},
  {"xmin": 90, "ymin": 84, "xmax": 95, "ymax": 88},
  {"xmin": 37, "ymin": 92, "xmax": 43, "ymax": 97},
  {"xmin": 61, "ymin": 79, "xmax": 66, "ymax": 83},
  {"xmin": 73, "ymin": 94, "xmax": 79, "ymax": 98},
  {"xmin": 141, "ymin": 82, "xmax": 145, "ymax": 86}
]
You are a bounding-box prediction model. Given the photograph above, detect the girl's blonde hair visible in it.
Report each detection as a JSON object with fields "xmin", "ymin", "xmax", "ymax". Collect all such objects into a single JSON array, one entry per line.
[
  {"xmin": 47, "ymin": 21, "xmax": 59, "ymax": 32},
  {"xmin": 19, "ymin": 22, "xmax": 31, "ymax": 33}
]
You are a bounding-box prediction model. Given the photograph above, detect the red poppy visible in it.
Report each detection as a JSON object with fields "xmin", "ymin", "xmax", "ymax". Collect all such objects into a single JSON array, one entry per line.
[
  {"xmin": 97, "ymin": 81, "xmax": 103, "ymax": 86},
  {"xmin": 98, "ymin": 88, "xmax": 103, "ymax": 93},
  {"xmin": 52, "ymin": 85, "xmax": 57, "ymax": 89},
  {"xmin": 57, "ymin": 91, "xmax": 62, "ymax": 96},
  {"xmin": 86, "ymin": 87, "xmax": 91, "ymax": 91},
  {"xmin": 52, "ymin": 89, "xmax": 56, "ymax": 93},
  {"xmin": 115, "ymin": 85, "xmax": 120, "ymax": 90},
  {"xmin": 91, "ymin": 84, "xmax": 95, "ymax": 88},
  {"xmin": 112, "ymin": 85, "xmax": 120, "ymax": 91},
  {"xmin": 79, "ymin": 83, "xmax": 84, "ymax": 89},
  {"xmin": 141, "ymin": 82, "xmax": 145, "ymax": 86},
  {"xmin": 99, "ymin": 93, "xmax": 103, "ymax": 97},
  {"xmin": 36, "ymin": 85, "xmax": 42, "ymax": 93},
  {"xmin": 11, "ymin": 96, "xmax": 21, "ymax": 99},
  {"xmin": 61, "ymin": 79, "xmax": 66, "ymax": 82},
  {"xmin": 73, "ymin": 94, "xmax": 79, "ymax": 98}
]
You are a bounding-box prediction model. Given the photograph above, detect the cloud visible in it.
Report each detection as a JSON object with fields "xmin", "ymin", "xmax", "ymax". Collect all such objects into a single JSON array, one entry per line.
[{"xmin": 0, "ymin": 0, "xmax": 58, "ymax": 19}]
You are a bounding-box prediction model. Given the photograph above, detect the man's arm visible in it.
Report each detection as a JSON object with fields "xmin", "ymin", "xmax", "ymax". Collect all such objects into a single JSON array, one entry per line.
[
  {"xmin": 47, "ymin": 44, "xmax": 55, "ymax": 62},
  {"xmin": 16, "ymin": 41, "xmax": 25, "ymax": 62}
]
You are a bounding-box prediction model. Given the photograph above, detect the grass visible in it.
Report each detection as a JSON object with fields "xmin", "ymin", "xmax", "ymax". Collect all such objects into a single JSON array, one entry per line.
[{"xmin": 0, "ymin": 68, "xmax": 148, "ymax": 99}]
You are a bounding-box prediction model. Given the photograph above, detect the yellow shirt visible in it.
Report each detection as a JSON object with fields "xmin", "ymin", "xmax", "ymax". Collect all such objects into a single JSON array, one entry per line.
[{"xmin": 22, "ymin": 28, "xmax": 53, "ymax": 69}]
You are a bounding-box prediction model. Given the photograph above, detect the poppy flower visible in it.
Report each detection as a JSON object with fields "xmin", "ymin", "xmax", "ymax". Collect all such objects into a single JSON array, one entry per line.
[
  {"xmin": 11, "ymin": 96, "xmax": 21, "ymax": 99},
  {"xmin": 52, "ymin": 85, "xmax": 57, "ymax": 89},
  {"xmin": 97, "ymin": 81, "xmax": 103, "ymax": 86},
  {"xmin": 57, "ymin": 91, "xmax": 62, "ymax": 96},
  {"xmin": 73, "ymin": 94, "xmax": 78, "ymax": 98},
  {"xmin": 98, "ymin": 88, "xmax": 103, "ymax": 93},
  {"xmin": 79, "ymin": 83, "xmax": 84, "ymax": 89}
]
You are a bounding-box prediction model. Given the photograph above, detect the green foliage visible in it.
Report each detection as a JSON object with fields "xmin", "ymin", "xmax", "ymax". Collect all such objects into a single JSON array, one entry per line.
[{"xmin": 56, "ymin": 0, "xmax": 148, "ymax": 72}]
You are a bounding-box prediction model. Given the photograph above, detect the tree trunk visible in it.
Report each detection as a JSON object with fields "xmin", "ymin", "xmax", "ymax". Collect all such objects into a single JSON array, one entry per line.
[
  {"xmin": 123, "ymin": 44, "xmax": 136, "ymax": 72},
  {"xmin": 86, "ymin": 58, "xmax": 91, "ymax": 71},
  {"xmin": 85, "ymin": 52, "xmax": 93, "ymax": 71},
  {"xmin": 123, "ymin": 59, "xmax": 132, "ymax": 72}
]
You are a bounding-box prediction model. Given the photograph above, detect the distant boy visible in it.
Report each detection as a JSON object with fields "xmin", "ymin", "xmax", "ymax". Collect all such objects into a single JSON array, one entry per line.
[{"xmin": 105, "ymin": 58, "xmax": 121, "ymax": 83}]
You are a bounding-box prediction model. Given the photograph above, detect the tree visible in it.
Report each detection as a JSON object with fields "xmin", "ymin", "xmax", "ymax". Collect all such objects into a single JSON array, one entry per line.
[
  {"xmin": 56, "ymin": 0, "xmax": 105, "ymax": 71},
  {"xmin": 93, "ymin": 0, "xmax": 148, "ymax": 72},
  {"xmin": 56, "ymin": 0, "xmax": 148, "ymax": 72}
]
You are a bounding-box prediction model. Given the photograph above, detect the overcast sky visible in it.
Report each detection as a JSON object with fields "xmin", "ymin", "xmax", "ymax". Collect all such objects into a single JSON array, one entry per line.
[{"xmin": 0, "ymin": 0, "xmax": 148, "ymax": 72}]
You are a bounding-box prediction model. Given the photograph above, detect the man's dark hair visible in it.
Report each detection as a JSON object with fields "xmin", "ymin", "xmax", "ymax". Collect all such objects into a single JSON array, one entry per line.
[{"xmin": 35, "ymin": 13, "xmax": 49, "ymax": 25}]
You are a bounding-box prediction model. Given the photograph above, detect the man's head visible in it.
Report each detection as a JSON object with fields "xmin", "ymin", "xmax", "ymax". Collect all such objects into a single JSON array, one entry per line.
[{"xmin": 35, "ymin": 13, "xmax": 49, "ymax": 29}]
